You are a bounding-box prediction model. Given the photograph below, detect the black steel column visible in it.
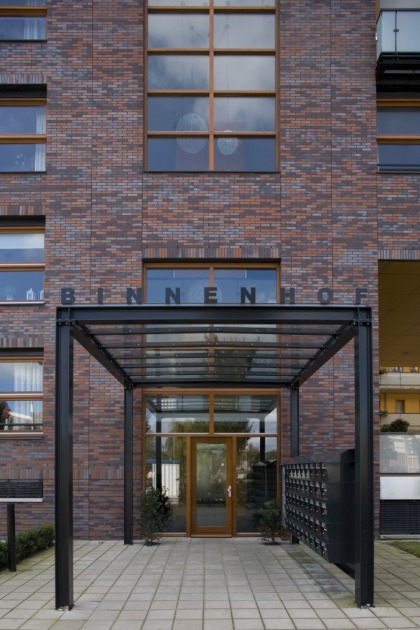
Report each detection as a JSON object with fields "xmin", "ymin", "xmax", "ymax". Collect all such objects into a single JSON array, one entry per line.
[
  {"xmin": 7, "ymin": 503, "xmax": 16, "ymax": 571},
  {"xmin": 55, "ymin": 317, "xmax": 74, "ymax": 610},
  {"xmin": 124, "ymin": 386, "xmax": 133, "ymax": 545},
  {"xmin": 290, "ymin": 386, "xmax": 300, "ymax": 458},
  {"xmin": 354, "ymin": 318, "xmax": 374, "ymax": 607}
]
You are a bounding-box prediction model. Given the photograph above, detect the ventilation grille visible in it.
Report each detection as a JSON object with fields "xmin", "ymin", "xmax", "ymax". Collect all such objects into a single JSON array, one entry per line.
[{"xmin": 381, "ymin": 500, "xmax": 420, "ymax": 535}]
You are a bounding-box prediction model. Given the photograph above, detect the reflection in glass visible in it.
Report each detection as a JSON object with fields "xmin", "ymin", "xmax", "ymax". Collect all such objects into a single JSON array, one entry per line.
[
  {"xmin": 236, "ymin": 436, "xmax": 277, "ymax": 532},
  {"xmin": 0, "ymin": 17, "xmax": 45, "ymax": 40},
  {"xmin": 214, "ymin": 395, "xmax": 277, "ymax": 433},
  {"xmin": 146, "ymin": 268, "xmax": 210, "ymax": 303},
  {"xmin": 214, "ymin": 14, "xmax": 274, "ymax": 49},
  {"xmin": 148, "ymin": 138, "xmax": 209, "ymax": 171},
  {"xmin": 196, "ymin": 442, "xmax": 227, "ymax": 527},
  {"xmin": 214, "ymin": 55, "xmax": 275, "ymax": 90},
  {"xmin": 146, "ymin": 395, "xmax": 210, "ymax": 433},
  {"xmin": 149, "ymin": 0, "xmax": 208, "ymax": 5},
  {"xmin": 148, "ymin": 14, "xmax": 209, "ymax": 48},
  {"xmin": 378, "ymin": 144, "xmax": 420, "ymax": 170},
  {"xmin": 0, "ymin": 1, "xmax": 45, "ymax": 5},
  {"xmin": 214, "ymin": 137, "xmax": 275, "ymax": 172},
  {"xmin": 0, "ymin": 233, "xmax": 44, "ymax": 263},
  {"xmin": 148, "ymin": 55, "xmax": 209, "ymax": 90},
  {"xmin": 0, "ymin": 361, "xmax": 42, "ymax": 392},
  {"xmin": 378, "ymin": 108, "xmax": 420, "ymax": 135},
  {"xmin": 0, "ymin": 400, "xmax": 42, "ymax": 431},
  {"xmin": 148, "ymin": 97, "xmax": 209, "ymax": 132},
  {"xmin": 0, "ymin": 143, "xmax": 45, "ymax": 172},
  {"xmin": 146, "ymin": 436, "xmax": 187, "ymax": 533},
  {"xmin": 214, "ymin": 0, "xmax": 275, "ymax": 6},
  {"xmin": 214, "ymin": 268, "xmax": 277, "ymax": 303},
  {"xmin": 214, "ymin": 97, "xmax": 275, "ymax": 132},
  {"xmin": 380, "ymin": 434, "xmax": 420, "ymax": 473},
  {"xmin": 0, "ymin": 107, "xmax": 45, "ymax": 134},
  {"xmin": 0, "ymin": 271, "xmax": 44, "ymax": 301}
]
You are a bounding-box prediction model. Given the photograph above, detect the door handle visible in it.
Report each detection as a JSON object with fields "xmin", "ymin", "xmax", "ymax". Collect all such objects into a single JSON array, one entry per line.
[{"xmin": 227, "ymin": 485, "xmax": 232, "ymax": 498}]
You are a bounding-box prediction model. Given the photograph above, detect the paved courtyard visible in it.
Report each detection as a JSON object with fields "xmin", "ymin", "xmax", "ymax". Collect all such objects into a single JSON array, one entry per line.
[{"xmin": 1, "ymin": 539, "xmax": 420, "ymax": 630}]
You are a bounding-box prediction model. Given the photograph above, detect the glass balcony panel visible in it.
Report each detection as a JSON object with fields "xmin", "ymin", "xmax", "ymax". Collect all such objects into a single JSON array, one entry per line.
[
  {"xmin": 0, "ymin": 144, "xmax": 45, "ymax": 172},
  {"xmin": 148, "ymin": 137, "xmax": 209, "ymax": 171},
  {"xmin": 396, "ymin": 11, "xmax": 420, "ymax": 52},
  {"xmin": 214, "ymin": 14, "xmax": 275, "ymax": 49},
  {"xmin": 148, "ymin": 97, "xmax": 209, "ymax": 132},
  {"xmin": 148, "ymin": 14, "xmax": 209, "ymax": 49},
  {"xmin": 377, "ymin": 11, "xmax": 395, "ymax": 56},
  {"xmin": 148, "ymin": 55, "xmax": 209, "ymax": 90},
  {"xmin": 214, "ymin": 97, "xmax": 275, "ymax": 132},
  {"xmin": 0, "ymin": 17, "xmax": 45, "ymax": 40},
  {"xmin": 0, "ymin": 233, "xmax": 44, "ymax": 263}
]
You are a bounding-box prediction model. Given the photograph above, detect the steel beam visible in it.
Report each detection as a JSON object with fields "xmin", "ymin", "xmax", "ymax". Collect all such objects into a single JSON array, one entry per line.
[
  {"xmin": 124, "ymin": 387, "xmax": 133, "ymax": 545},
  {"xmin": 55, "ymin": 317, "xmax": 74, "ymax": 610},
  {"xmin": 7, "ymin": 503, "xmax": 16, "ymax": 571},
  {"xmin": 290, "ymin": 387, "xmax": 300, "ymax": 458},
  {"xmin": 354, "ymin": 320, "xmax": 374, "ymax": 607}
]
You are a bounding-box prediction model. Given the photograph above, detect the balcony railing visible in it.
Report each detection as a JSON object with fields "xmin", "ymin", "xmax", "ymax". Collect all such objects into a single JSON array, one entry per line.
[
  {"xmin": 380, "ymin": 371, "xmax": 420, "ymax": 388},
  {"xmin": 377, "ymin": 10, "xmax": 420, "ymax": 57}
]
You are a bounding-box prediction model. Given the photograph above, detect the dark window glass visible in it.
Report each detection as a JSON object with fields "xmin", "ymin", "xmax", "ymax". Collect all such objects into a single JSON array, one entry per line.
[
  {"xmin": 378, "ymin": 108, "xmax": 420, "ymax": 135},
  {"xmin": 0, "ymin": 143, "xmax": 45, "ymax": 172},
  {"xmin": 0, "ymin": 106, "xmax": 45, "ymax": 134},
  {"xmin": 148, "ymin": 55, "xmax": 209, "ymax": 90},
  {"xmin": 148, "ymin": 97, "xmax": 209, "ymax": 132},
  {"xmin": 0, "ymin": 270, "xmax": 44, "ymax": 301},
  {"xmin": 214, "ymin": 137, "xmax": 275, "ymax": 171},
  {"xmin": 146, "ymin": 268, "xmax": 210, "ymax": 303},
  {"xmin": 149, "ymin": 0, "xmax": 208, "ymax": 5},
  {"xmin": 148, "ymin": 138, "xmax": 209, "ymax": 171},
  {"xmin": 378, "ymin": 144, "xmax": 420, "ymax": 171},
  {"xmin": 0, "ymin": 17, "xmax": 45, "ymax": 40},
  {"xmin": 214, "ymin": 14, "xmax": 274, "ymax": 49},
  {"xmin": 0, "ymin": 233, "xmax": 44, "ymax": 263},
  {"xmin": 148, "ymin": 14, "xmax": 209, "ymax": 48},
  {"xmin": 0, "ymin": 1, "xmax": 45, "ymax": 5},
  {"xmin": 214, "ymin": 0, "xmax": 275, "ymax": 5},
  {"xmin": 214, "ymin": 55, "xmax": 275, "ymax": 90},
  {"xmin": 146, "ymin": 395, "xmax": 210, "ymax": 433},
  {"xmin": 214, "ymin": 268, "xmax": 277, "ymax": 303},
  {"xmin": 214, "ymin": 395, "xmax": 277, "ymax": 433},
  {"xmin": 214, "ymin": 97, "xmax": 275, "ymax": 132}
]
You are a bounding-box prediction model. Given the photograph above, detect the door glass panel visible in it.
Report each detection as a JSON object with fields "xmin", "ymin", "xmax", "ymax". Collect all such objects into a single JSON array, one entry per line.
[
  {"xmin": 214, "ymin": 395, "xmax": 277, "ymax": 433},
  {"xmin": 236, "ymin": 436, "xmax": 277, "ymax": 532},
  {"xmin": 196, "ymin": 442, "xmax": 227, "ymax": 527},
  {"xmin": 146, "ymin": 395, "xmax": 209, "ymax": 433},
  {"xmin": 146, "ymin": 436, "xmax": 187, "ymax": 533}
]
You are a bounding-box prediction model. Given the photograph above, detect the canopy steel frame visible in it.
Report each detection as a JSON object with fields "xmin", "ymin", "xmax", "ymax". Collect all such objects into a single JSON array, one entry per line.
[{"xmin": 55, "ymin": 303, "xmax": 374, "ymax": 609}]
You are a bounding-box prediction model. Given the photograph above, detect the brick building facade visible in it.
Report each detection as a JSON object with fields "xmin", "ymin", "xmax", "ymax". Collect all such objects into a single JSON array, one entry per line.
[{"xmin": 0, "ymin": 0, "xmax": 419, "ymax": 540}]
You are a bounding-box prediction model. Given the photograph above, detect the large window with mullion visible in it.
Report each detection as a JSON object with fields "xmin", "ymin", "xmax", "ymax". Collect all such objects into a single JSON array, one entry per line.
[
  {"xmin": 147, "ymin": 0, "xmax": 277, "ymax": 172},
  {"xmin": 0, "ymin": 1, "xmax": 46, "ymax": 42},
  {"xmin": 0, "ymin": 355, "xmax": 43, "ymax": 433},
  {"xmin": 0, "ymin": 96, "xmax": 46, "ymax": 172},
  {"xmin": 0, "ymin": 226, "xmax": 44, "ymax": 302},
  {"xmin": 377, "ymin": 100, "xmax": 420, "ymax": 173}
]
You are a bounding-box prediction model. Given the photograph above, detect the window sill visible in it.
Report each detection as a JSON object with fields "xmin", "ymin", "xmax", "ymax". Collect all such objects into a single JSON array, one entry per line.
[
  {"xmin": 0, "ymin": 301, "xmax": 45, "ymax": 306},
  {"xmin": 0, "ymin": 432, "xmax": 43, "ymax": 439}
]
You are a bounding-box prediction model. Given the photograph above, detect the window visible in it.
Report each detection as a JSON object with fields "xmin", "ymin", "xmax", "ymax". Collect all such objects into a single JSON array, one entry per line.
[
  {"xmin": 0, "ymin": 1, "xmax": 46, "ymax": 41},
  {"xmin": 0, "ymin": 92, "xmax": 46, "ymax": 172},
  {"xmin": 396, "ymin": 399, "xmax": 405, "ymax": 414},
  {"xmin": 0, "ymin": 225, "xmax": 44, "ymax": 302},
  {"xmin": 145, "ymin": 264, "xmax": 278, "ymax": 303},
  {"xmin": 378, "ymin": 100, "xmax": 420, "ymax": 172},
  {"xmin": 146, "ymin": 0, "xmax": 277, "ymax": 172},
  {"xmin": 0, "ymin": 354, "xmax": 43, "ymax": 432}
]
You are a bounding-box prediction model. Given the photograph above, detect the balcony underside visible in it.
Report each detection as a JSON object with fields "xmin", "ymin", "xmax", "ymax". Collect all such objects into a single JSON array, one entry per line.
[{"xmin": 377, "ymin": 53, "xmax": 420, "ymax": 91}]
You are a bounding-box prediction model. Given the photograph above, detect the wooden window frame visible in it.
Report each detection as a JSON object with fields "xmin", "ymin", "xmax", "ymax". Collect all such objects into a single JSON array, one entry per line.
[
  {"xmin": 146, "ymin": 1, "xmax": 278, "ymax": 172},
  {"xmin": 0, "ymin": 353, "xmax": 43, "ymax": 435},
  {"xmin": 0, "ymin": 98, "xmax": 46, "ymax": 172},
  {"xmin": 0, "ymin": 4, "xmax": 47, "ymax": 40},
  {"xmin": 0, "ymin": 225, "xmax": 45, "ymax": 303},
  {"xmin": 377, "ymin": 99, "xmax": 420, "ymax": 172}
]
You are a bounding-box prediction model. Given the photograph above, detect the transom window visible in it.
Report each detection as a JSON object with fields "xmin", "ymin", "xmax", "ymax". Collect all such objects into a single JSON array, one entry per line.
[
  {"xmin": 146, "ymin": 0, "xmax": 277, "ymax": 172},
  {"xmin": 0, "ymin": 355, "xmax": 43, "ymax": 432},
  {"xmin": 0, "ymin": 226, "xmax": 44, "ymax": 302},
  {"xmin": 0, "ymin": 1, "xmax": 46, "ymax": 41},
  {"xmin": 145, "ymin": 264, "xmax": 279, "ymax": 303},
  {"xmin": 0, "ymin": 94, "xmax": 46, "ymax": 172},
  {"xmin": 378, "ymin": 100, "xmax": 420, "ymax": 173}
]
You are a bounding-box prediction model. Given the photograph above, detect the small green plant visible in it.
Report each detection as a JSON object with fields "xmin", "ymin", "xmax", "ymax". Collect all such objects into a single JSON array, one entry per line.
[
  {"xmin": 139, "ymin": 487, "xmax": 171, "ymax": 545},
  {"xmin": 380, "ymin": 418, "xmax": 410, "ymax": 432},
  {"xmin": 390, "ymin": 540, "xmax": 420, "ymax": 559},
  {"xmin": 0, "ymin": 524, "xmax": 54, "ymax": 571},
  {"xmin": 255, "ymin": 500, "xmax": 282, "ymax": 544}
]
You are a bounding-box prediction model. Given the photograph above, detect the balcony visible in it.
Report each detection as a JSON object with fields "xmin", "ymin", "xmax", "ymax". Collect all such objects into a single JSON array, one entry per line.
[
  {"xmin": 380, "ymin": 370, "xmax": 420, "ymax": 389},
  {"xmin": 376, "ymin": 10, "xmax": 420, "ymax": 90}
]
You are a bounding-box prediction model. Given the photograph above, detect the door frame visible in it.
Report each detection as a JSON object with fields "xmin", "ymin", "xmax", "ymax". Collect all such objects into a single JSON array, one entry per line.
[{"xmin": 190, "ymin": 436, "xmax": 234, "ymax": 536}]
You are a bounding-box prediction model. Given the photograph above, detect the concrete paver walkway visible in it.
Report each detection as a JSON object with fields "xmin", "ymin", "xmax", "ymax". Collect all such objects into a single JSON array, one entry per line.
[{"xmin": 1, "ymin": 539, "xmax": 420, "ymax": 630}]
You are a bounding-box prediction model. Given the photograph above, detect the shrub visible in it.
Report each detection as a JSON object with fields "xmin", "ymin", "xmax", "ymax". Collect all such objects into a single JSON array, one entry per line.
[
  {"xmin": 139, "ymin": 487, "xmax": 171, "ymax": 545},
  {"xmin": 380, "ymin": 418, "xmax": 410, "ymax": 432},
  {"xmin": 255, "ymin": 500, "xmax": 282, "ymax": 544},
  {"xmin": 0, "ymin": 524, "xmax": 54, "ymax": 571}
]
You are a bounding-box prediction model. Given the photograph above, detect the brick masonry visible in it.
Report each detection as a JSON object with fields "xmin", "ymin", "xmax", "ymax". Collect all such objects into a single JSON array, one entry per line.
[{"xmin": 0, "ymin": 0, "xmax": 418, "ymax": 538}]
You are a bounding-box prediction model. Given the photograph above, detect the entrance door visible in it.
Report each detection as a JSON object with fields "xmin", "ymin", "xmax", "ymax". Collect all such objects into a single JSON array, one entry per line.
[{"xmin": 191, "ymin": 437, "xmax": 233, "ymax": 536}]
